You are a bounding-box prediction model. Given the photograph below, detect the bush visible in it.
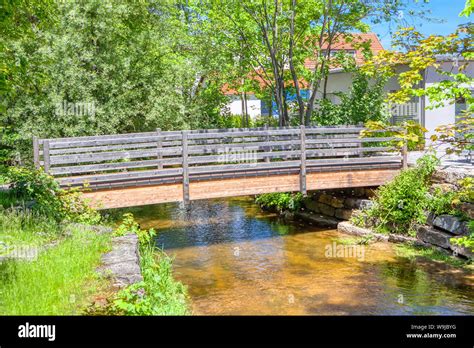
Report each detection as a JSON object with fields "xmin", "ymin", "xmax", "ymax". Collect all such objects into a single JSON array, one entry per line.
[
  {"xmin": 5, "ymin": 167, "xmax": 100, "ymax": 224},
  {"xmin": 427, "ymin": 188, "xmax": 457, "ymax": 216},
  {"xmin": 255, "ymin": 192, "xmax": 303, "ymax": 212},
  {"xmin": 353, "ymin": 154, "xmax": 439, "ymax": 235}
]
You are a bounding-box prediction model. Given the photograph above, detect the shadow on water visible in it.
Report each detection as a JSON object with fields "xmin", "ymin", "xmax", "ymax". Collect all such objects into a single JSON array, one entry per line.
[{"xmin": 115, "ymin": 196, "xmax": 474, "ymax": 315}]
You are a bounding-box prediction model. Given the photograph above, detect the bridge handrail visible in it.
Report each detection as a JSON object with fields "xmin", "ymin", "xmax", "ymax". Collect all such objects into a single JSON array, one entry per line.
[{"xmin": 33, "ymin": 125, "xmax": 407, "ymax": 201}]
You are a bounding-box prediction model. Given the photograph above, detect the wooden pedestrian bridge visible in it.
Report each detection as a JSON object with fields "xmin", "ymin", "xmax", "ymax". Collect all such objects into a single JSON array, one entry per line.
[{"xmin": 33, "ymin": 125, "xmax": 407, "ymax": 209}]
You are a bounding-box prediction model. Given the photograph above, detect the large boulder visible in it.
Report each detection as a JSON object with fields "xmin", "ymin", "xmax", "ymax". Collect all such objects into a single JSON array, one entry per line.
[
  {"xmin": 318, "ymin": 194, "xmax": 344, "ymax": 208},
  {"xmin": 458, "ymin": 202, "xmax": 474, "ymax": 220},
  {"xmin": 335, "ymin": 208, "xmax": 353, "ymax": 220},
  {"xmin": 416, "ymin": 225, "xmax": 453, "ymax": 249},
  {"xmin": 431, "ymin": 169, "xmax": 469, "ymax": 186},
  {"xmin": 100, "ymin": 234, "xmax": 143, "ymax": 287},
  {"xmin": 317, "ymin": 203, "xmax": 335, "ymax": 217},
  {"xmin": 295, "ymin": 212, "xmax": 339, "ymax": 228},
  {"xmin": 344, "ymin": 198, "xmax": 374, "ymax": 210},
  {"xmin": 433, "ymin": 215, "xmax": 469, "ymax": 235},
  {"xmin": 449, "ymin": 240, "xmax": 474, "ymax": 259},
  {"xmin": 336, "ymin": 221, "xmax": 388, "ymax": 241},
  {"xmin": 303, "ymin": 197, "xmax": 320, "ymax": 213}
]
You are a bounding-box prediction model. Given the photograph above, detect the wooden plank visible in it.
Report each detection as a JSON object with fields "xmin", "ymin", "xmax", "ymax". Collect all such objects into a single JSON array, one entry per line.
[
  {"xmin": 45, "ymin": 141, "xmax": 159, "ymax": 155},
  {"xmin": 306, "ymin": 155, "xmax": 401, "ymax": 167},
  {"xmin": 58, "ymin": 167, "xmax": 183, "ymax": 185},
  {"xmin": 299, "ymin": 125, "xmax": 307, "ymax": 195},
  {"xmin": 182, "ymin": 130, "xmax": 190, "ymax": 203},
  {"xmin": 49, "ymin": 148, "xmax": 182, "ymax": 165},
  {"xmin": 49, "ymin": 158, "xmax": 180, "ymax": 175},
  {"xmin": 305, "ymin": 136, "xmax": 397, "ymax": 145},
  {"xmin": 305, "ymin": 146, "xmax": 395, "ymax": 157},
  {"xmin": 187, "ymin": 149, "xmax": 301, "ymax": 164},
  {"xmin": 81, "ymin": 182, "xmax": 184, "ymax": 209}
]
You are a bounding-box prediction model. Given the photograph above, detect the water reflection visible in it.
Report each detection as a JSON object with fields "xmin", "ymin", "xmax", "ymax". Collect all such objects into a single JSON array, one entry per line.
[{"xmin": 120, "ymin": 197, "xmax": 474, "ymax": 315}]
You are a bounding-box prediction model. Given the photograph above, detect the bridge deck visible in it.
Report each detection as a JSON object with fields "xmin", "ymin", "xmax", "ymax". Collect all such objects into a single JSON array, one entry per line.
[
  {"xmin": 34, "ymin": 125, "xmax": 406, "ymax": 209},
  {"xmin": 81, "ymin": 168, "xmax": 399, "ymax": 209}
]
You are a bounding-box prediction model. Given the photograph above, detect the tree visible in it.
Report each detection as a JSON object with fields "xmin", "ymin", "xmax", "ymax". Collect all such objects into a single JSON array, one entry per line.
[
  {"xmin": 200, "ymin": 0, "xmax": 426, "ymax": 126},
  {"xmin": 362, "ymin": 13, "xmax": 473, "ymax": 154},
  {"xmin": 1, "ymin": 0, "xmax": 230, "ymax": 162}
]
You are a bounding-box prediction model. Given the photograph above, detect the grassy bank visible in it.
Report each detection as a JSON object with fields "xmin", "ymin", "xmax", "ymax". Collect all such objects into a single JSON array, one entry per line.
[
  {"xmin": 0, "ymin": 222, "xmax": 112, "ymax": 315},
  {"xmin": 0, "ymin": 167, "xmax": 189, "ymax": 315},
  {"xmin": 394, "ymin": 244, "xmax": 473, "ymax": 269}
]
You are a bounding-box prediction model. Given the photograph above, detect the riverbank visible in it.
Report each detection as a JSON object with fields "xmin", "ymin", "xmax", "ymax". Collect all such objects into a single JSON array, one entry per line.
[
  {"xmin": 0, "ymin": 168, "xmax": 189, "ymax": 316},
  {"xmin": 0, "ymin": 209, "xmax": 113, "ymax": 314}
]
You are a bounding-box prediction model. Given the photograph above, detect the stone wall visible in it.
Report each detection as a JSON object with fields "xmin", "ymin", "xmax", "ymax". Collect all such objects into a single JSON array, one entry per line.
[
  {"xmin": 300, "ymin": 187, "xmax": 375, "ymax": 224},
  {"xmin": 414, "ymin": 167, "xmax": 473, "ymax": 259}
]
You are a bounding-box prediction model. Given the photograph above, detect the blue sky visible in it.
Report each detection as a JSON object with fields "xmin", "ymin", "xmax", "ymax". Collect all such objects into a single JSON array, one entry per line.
[{"xmin": 370, "ymin": 0, "xmax": 470, "ymax": 49}]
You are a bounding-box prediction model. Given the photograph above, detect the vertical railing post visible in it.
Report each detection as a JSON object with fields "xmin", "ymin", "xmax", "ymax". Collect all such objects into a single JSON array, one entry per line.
[
  {"xmin": 402, "ymin": 128, "xmax": 408, "ymax": 170},
  {"xmin": 156, "ymin": 128, "xmax": 163, "ymax": 170},
  {"xmin": 32, "ymin": 136, "xmax": 40, "ymax": 169},
  {"xmin": 264, "ymin": 124, "xmax": 270, "ymax": 163},
  {"xmin": 181, "ymin": 130, "xmax": 190, "ymax": 204},
  {"xmin": 43, "ymin": 140, "xmax": 50, "ymax": 174},
  {"xmin": 299, "ymin": 125, "xmax": 307, "ymax": 196}
]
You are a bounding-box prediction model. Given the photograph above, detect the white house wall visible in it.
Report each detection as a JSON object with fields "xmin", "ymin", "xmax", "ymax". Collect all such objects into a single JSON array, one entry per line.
[
  {"xmin": 227, "ymin": 94, "xmax": 261, "ymax": 118},
  {"xmin": 424, "ymin": 63, "xmax": 473, "ymax": 138}
]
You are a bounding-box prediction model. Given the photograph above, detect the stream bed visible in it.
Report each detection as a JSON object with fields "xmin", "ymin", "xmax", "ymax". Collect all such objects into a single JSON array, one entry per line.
[{"xmin": 118, "ymin": 197, "xmax": 474, "ymax": 315}]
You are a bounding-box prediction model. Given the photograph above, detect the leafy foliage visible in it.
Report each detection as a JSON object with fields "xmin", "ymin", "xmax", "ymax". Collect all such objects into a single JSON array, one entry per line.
[
  {"xmin": 255, "ymin": 192, "xmax": 303, "ymax": 212},
  {"xmin": 312, "ymin": 66, "xmax": 390, "ymax": 126},
  {"xmin": 352, "ymin": 154, "xmax": 439, "ymax": 235},
  {"xmin": 363, "ymin": 20, "xmax": 473, "ymax": 156},
  {"xmin": 107, "ymin": 213, "xmax": 188, "ymax": 315},
  {"xmin": 361, "ymin": 120, "xmax": 426, "ymax": 151},
  {"xmin": 5, "ymin": 167, "xmax": 100, "ymax": 224}
]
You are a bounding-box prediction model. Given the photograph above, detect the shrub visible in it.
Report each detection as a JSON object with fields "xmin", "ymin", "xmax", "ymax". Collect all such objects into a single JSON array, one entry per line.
[
  {"xmin": 451, "ymin": 221, "xmax": 474, "ymax": 253},
  {"xmin": 427, "ymin": 188, "xmax": 457, "ymax": 216},
  {"xmin": 5, "ymin": 167, "xmax": 100, "ymax": 224},
  {"xmin": 255, "ymin": 192, "xmax": 303, "ymax": 212},
  {"xmin": 353, "ymin": 154, "xmax": 439, "ymax": 235}
]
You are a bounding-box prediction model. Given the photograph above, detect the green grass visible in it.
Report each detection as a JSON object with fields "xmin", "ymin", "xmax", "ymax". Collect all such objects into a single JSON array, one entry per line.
[
  {"xmin": 394, "ymin": 244, "xmax": 472, "ymax": 269},
  {"xmin": 0, "ymin": 189, "xmax": 19, "ymax": 209},
  {"xmin": 0, "ymin": 208, "xmax": 63, "ymax": 249},
  {"xmin": 0, "ymin": 224, "xmax": 112, "ymax": 315},
  {"xmin": 335, "ymin": 235, "xmax": 375, "ymax": 245}
]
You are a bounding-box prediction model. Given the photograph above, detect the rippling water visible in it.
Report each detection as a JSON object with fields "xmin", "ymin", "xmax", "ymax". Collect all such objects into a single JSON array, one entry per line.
[{"xmin": 119, "ymin": 197, "xmax": 474, "ymax": 315}]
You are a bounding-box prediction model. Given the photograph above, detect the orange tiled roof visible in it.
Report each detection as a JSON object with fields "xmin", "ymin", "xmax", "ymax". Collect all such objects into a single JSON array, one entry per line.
[
  {"xmin": 224, "ymin": 33, "xmax": 384, "ymax": 95},
  {"xmin": 304, "ymin": 33, "xmax": 384, "ymax": 69}
]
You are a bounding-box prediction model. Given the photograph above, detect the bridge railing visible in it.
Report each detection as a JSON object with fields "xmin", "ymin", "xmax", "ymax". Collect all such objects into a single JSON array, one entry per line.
[{"xmin": 33, "ymin": 125, "xmax": 406, "ymax": 200}]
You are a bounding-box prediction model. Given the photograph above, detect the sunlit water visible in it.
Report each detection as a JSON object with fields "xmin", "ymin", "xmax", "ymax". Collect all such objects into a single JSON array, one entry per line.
[{"xmin": 119, "ymin": 197, "xmax": 474, "ymax": 315}]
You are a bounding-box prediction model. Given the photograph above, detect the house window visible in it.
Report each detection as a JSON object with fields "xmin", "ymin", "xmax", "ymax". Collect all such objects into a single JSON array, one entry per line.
[
  {"xmin": 389, "ymin": 91, "xmax": 420, "ymax": 125},
  {"xmin": 455, "ymin": 96, "xmax": 467, "ymax": 119}
]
